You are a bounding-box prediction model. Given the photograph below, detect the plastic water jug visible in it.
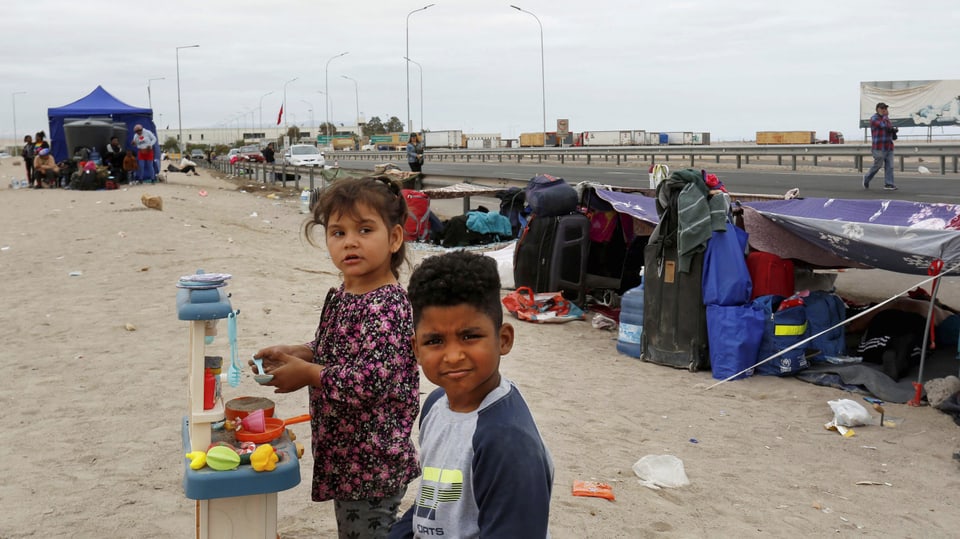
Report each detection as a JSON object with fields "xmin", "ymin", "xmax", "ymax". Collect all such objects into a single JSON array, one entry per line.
[
  {"xmin": 616, "ymin": 273, "xmax": 644, "ymax": 358},
  {"xmin": 300, "ymin": 189, "xmax": 311, "ymax": 214}
]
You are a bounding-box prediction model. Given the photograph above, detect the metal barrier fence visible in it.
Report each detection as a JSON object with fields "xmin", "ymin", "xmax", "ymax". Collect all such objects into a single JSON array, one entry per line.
[
  {"xmin": 324, "ymin": 143, "xmax": 960, "ymax": 175},
  {"xmin": 208, "ymin": 160, "xmax": 366, "ymax": 191}
]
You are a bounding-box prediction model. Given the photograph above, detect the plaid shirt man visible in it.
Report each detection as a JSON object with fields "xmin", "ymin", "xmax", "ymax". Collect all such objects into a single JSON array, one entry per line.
[{"xmin": 870, "ymin": 112, "xmax": 894, "ymax": 151}]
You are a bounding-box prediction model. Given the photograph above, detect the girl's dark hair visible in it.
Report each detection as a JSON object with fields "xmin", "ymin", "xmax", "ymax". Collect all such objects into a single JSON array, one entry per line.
[
  {"xmin": 304, "ymin": 177, "xmax": 408, "ymax": 278},
  {"xmin": 408, "ymin": 251, "xmax": 503, "ymax": 328}
]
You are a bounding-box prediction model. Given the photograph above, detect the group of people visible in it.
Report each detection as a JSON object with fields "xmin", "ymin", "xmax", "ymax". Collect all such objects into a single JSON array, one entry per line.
[
  {"xmin": 20, "ymin": 131, "xmax": 55, "ymax": 188},
  {"xmin": 250, "ymin": 176, "xmax": 553, "ymax": 538},
  {"xmin": 17, "ymin": 124, "xmax": 200, "ymax": 188}
]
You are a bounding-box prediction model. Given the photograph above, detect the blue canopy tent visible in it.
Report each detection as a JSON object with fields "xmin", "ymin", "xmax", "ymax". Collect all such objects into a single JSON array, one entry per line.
[{"xmin": 47, "ymin": 86, "xmax": 158, "ymax": 163}]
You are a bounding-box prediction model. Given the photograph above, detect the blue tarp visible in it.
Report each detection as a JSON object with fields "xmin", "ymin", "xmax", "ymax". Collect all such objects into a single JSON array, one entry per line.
[
  {"xmin": 593, "ymin": 189, "xmax": 960, "ymax": 275},
  {"xmin": 47, "ymin": 86, "xmax": 158, "ymax": 163}
]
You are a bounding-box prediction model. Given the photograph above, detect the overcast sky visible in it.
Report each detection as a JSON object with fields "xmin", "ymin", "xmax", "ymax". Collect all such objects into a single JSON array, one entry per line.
[{"xmin": 3, "ymin": 0, "xmax": 958, "ymax": 144}]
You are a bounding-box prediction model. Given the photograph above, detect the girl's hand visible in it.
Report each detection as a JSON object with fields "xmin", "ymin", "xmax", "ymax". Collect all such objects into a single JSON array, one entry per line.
[{"xmin": 250, "ymin": 346, "xmax": 321, "ymax": 393}]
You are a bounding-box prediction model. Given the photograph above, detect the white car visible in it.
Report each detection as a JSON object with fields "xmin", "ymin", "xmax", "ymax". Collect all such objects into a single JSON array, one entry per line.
[
  {"xmin": 283, "ymin": 145, "xmax": 325, "ymax": 167},
  {"xmin": 0, "ymin": 151, "xmax": 11, "ymax": 159}
]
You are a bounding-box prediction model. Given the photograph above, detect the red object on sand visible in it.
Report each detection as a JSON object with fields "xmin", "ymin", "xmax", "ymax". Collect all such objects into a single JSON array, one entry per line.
[{"xmin": 907, "ymin": 381, "xmax": 924, "ymax": 407}]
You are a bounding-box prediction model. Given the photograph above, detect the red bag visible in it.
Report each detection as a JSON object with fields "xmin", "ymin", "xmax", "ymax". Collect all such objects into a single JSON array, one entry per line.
[
  {"xmin": 501, "ymin": 287, "xmax": 585, "ymax": 323},
  {"xmin": 402, "ymin": 189, "xmax": 431, "ymax": 242},
  {"xmin": 746, "ymin": 251, "xmax": 794, "ymax": 300}
]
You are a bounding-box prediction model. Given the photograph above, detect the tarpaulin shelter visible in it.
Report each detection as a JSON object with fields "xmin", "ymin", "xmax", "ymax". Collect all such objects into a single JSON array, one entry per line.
[
  {"xmin": 47, "ymin": 86, "xmax": 157, "ymax": 163},
  {"xmin": 592, "ymin": 186, "xmax": 960, "ymax": 399},
  {"xmin": 592, "ymin": 188, "xmax": 960, "ymax": 275}
]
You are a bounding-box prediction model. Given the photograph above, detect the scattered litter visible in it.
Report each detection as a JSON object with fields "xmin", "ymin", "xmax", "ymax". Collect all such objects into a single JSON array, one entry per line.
[
  {"xmin": 689, "ymin": 438, "xmax": 698, "ymax": 444},
  {"xmin": 139, "ymin": 267, "xmax": 149, "ymax": 272},
  {"xmin": 855, "ymin": 481, "xmax": 892, "ymax": 486},
  {"xmin": 632, "ymin": 455, "xmax": 689, "ymax": 490},
  {"xmin": 827, "ymin": 399, "xmax": 872, "ymax": 429},
  {"xmin": 249, "ymin": 212, "xmax": 258, "ymax": 218},
  {"xmin": 117, "ymin": 231, "xmax": 126, "ymax": 238},
  {"xmin": 572, "ymin": 480, "xmax": 615, "ymax": 501},
  {"xmin": 861, "ymin": 446, "xmax": 878, "ymax": 450},
  {"xmin": 266, "ymin": 193, "xmax": 280, "ymax": 199},
  {"xmin": 1, "ymin": 246, "xmax": 9, "ymax": 251},
  {"xmin": 590, "ymin": 313, "xmax": 616, "ymax": 331},
  {"xmin": 124, "ymin": 323, "xmax": 137, "ymax": 331},
  {"xmin": 69, "ymin": 271, "xmax": 83, "ymax": 277},
  {"xmin": 140, "ymin": 193, "xmax": 163, "ymax": 211},
  {"xmin": 198, "ymin": 190, "xmax": 208, "ymax": 197}
]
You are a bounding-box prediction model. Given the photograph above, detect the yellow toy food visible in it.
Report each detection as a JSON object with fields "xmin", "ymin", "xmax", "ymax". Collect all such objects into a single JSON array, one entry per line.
[
  {"xmin": 250, "ymin": 444, "xmax": 279, "ymax": 472},
  {"xmin": 205, "ymin": 445, "xmax": 241, "ymax": 471},
  {"xmin": 185, "ymin": 451, "xmax": 207, "ymax": 470}
]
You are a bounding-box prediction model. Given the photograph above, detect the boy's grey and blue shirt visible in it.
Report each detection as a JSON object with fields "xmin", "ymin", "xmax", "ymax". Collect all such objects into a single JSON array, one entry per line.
[{"xmin": 390, "ymin": 378, "xmax": 554, "ymax": 538}]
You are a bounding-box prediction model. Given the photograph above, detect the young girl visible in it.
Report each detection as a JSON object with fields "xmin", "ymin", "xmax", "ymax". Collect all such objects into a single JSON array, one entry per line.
[{"xmin": 252, "ymin": 177, "xmax": 420, "ymax": 538}]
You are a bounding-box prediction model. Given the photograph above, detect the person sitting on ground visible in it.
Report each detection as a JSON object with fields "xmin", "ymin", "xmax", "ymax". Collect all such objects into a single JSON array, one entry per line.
[
  {"xmin": 33, "ymin": 148, "xmax": 60, "ymax": 189},
  {"xmin": 846, "ymin": 295, "xmax": 960, "ymax": 380},
  {"xmin": 391, "ymin": 250, "xmax": 554, "ymax": 538},
  {"xmin": 177, "ymin": 155, "xmax": 200, "ymax": 175},
  {"xmin": 103, "ymin": 136, "xmax": 125, "ymax": 178}
]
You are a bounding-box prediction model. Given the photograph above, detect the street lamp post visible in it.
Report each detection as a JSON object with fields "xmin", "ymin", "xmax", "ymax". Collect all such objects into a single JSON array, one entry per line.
[
  {"xmin": 324, "ymin": 52, "xmax": 348, "ymax": 140},
  {"xmin": 301, "ymin": 100, "xmax": 315, "ymax": 131},
  {"xmin": 510, "ymin": 5, "xmax": 547, "ymax": 147},
  {"xmin": 176, "ymin": 44, "xmax": 200, "ymax": 154},
  {"xmin": 258, "ymin": 91, "xmax": 274, "ymax": 132},
  {"xmin": 341, "ymin": 75, "xmax": 360, "ymax": 143},
  {"xmin": 11, "ymin": 91, "xmax": 25, "ymax": 145},
  {"xmin": 282, "ymin": 77, "xmax": 298, "ymax": 133},
  {"xmin": 147, "ymin": 77, "xmax": 164, "ymax": 113},
  {"xmin": 402, "ymin": 57, "xmax": 423, "ymax": 134},
  {"xmin": 406, "ymin": 4, "xmax": 434, "ymax": 133}
]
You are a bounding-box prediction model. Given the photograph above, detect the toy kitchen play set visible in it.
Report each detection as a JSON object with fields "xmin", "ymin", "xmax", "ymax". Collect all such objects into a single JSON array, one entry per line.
[{"xmin": 177, "ymin": 272, "xmax": 304, "ymax": 538}]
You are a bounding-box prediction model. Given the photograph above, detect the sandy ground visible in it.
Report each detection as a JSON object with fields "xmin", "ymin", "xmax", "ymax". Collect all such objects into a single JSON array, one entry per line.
[{"xmin": 1, "ymin": 157, "xmax": 959, "ymax": 538}]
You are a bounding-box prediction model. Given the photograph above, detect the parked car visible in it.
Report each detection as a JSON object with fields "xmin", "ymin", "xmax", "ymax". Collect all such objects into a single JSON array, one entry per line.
[
  {"xmin": 238, "ymin": 145, "xmax": 264, "ymax": 163},
  {"xmin": 283, "ymin": 144, "xmax": 325, "ymax": 167},
  {"xmin": 0, "ymin": 151, "xmax": 10, "ymax": 159},
  {"xmin": 190, "ymin": 149, "xmax": 206, "ymax": 161},
  {"xmin": 226, "ymin": 148, "xmax": 241, "ymax": 164}
]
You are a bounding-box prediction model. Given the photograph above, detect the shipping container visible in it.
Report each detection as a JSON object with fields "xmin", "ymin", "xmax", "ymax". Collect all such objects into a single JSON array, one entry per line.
[
  {"xmin": 690, "ymin": 132, "xmax": 711, "ymax": 145},
  {"xmin": 756, "ymin": 131, "xmax": 816, "ymax": 144},
  {"xmin": 665, "ymin": 131, "xmax": 693, "ymax": 145},
  {"xmin": 424, "ymin": 130, "xmax": 463, "ymax": 149},
  {"xmin": 581, "ymin": 130, "xmax": 624, "ymax": 146},
  {"xmin": 464, "ymin": 133, "xmax": 501, "ymax": 150},
  {"xmin": 519, "ymin": 132, "xmax": 545, "ymax": 147},
  {"xmin": 631, "ymin": 130, "xmax": 647, "ymax": 145}
]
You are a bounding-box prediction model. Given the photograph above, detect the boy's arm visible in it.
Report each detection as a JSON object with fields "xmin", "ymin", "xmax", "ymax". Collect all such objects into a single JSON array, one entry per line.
[
  {"xmin": 473, "ymin": 423, "xmax": 553, "ymax": 537},
  {"xmin": 386, "ymin": 505, "xmax": 414, "ymax": 539}
]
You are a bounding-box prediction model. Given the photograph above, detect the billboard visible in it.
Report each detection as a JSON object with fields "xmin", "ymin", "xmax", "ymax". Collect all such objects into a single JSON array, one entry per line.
[{"xmin": 860, "ymin": 80, "xmax": 960, "ymax": 128}]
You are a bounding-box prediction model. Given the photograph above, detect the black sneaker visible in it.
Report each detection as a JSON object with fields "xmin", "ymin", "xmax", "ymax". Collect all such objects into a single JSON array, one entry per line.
[
  {"xmin": 862, "ymin": 176, "xmax": 869, "ymax": 189},
  {"xmin": 884, "ymin": 185, "xmax": 898, "ymax": 191}
]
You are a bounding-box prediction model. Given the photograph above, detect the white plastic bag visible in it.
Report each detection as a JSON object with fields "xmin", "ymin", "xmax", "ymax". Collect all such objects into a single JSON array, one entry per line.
[
  {"xmin": 632, "ymin": 454, "xmax": 689, "ymax": 490},
  {"xmin": 828, "ymin": 398, "xmax": 872, "ymax": 427}
]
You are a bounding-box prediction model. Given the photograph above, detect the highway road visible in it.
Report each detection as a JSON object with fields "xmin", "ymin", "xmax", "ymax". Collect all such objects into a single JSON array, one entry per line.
[{"xmin": 337, "ymin": 160, "xmax": 960, "ymax": 203}]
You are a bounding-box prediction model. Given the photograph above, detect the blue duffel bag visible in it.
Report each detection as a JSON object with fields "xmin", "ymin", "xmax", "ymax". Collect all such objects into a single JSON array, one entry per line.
[{"xmin": 755, "ymin": 294, "xmax": 810, "ymax": 376}]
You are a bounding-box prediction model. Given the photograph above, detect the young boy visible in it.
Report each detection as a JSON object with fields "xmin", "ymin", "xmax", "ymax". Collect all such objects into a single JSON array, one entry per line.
[{"xmin": 391, "ymin": 251, "xmax": 554, "ymax": 538}]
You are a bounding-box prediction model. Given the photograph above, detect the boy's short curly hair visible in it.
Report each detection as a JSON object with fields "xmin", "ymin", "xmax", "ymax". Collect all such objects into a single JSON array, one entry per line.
[{"xmin": 408, "ymin": 251, "xmax": 503, "ymax": 328}]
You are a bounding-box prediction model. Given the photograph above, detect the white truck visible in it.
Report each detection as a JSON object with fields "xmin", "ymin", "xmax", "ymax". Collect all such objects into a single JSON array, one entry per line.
[{"xmin": 423, "ymin": 130, "xmax": 463, "ymax": 149}]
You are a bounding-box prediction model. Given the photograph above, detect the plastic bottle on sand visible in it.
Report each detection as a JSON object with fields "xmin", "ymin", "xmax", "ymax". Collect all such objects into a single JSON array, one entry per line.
[
  {"xmin": 616, "ymin": 268, "xmax": 645, "ymax": 358},
  {"xmin": 300, "ymin": 189, "xmax": 310, "ymax": 214}
]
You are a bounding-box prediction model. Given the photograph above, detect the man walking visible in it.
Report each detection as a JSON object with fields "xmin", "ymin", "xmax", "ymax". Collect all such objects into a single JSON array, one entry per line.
[
  {"xmin": 863, "ymin": 102, "xmax": 898, "ymax": 191},
  {"xmin": 131, "ymin": 124, "xmax": 158, "ymax": 183}
]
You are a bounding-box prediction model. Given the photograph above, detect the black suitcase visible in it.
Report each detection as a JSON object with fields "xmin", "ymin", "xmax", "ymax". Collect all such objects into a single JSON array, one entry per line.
[
  {"xmin": 514, "ymin": 213, "xmax": 590, "ymax": 305},
  {"xmin": 641, "ymin": 177, "xmax": 709, "ymax": 371}
]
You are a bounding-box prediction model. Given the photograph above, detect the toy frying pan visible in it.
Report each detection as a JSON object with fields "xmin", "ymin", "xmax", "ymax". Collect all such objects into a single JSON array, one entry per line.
[{"xmin": 234, "ymin": 414, "xmax": 311, "ymax": 444}]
